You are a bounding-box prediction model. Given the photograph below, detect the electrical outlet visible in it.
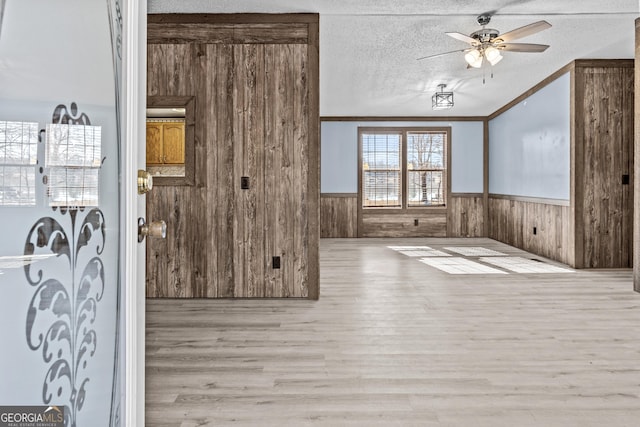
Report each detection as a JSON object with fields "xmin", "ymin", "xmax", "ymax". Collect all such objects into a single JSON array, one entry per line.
[
  {"xmin": 241, "ymin": 176, "xmax": 250, "ymax": 189},
  {"xmin": 272, "ymin": 256, "xmax": 281, "ymax": 269}
]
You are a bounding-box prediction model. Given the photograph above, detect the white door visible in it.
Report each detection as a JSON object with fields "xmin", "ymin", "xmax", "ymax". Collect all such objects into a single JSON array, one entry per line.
[
  {"xmin": 122, "ymin": 0, "xmax": 148, "ymax": 425},
  {"xmin": 0, "ymin": 0, "xmax": 144, "ymax": 425}
]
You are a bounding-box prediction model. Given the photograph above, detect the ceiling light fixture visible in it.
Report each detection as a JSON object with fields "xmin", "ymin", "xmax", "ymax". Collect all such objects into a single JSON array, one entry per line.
[
  {"xmin": 432, "ymin": 84, "xmax": 454, "ymax": 110},
  {"xmin": 484, "ymin": 46, "xmax": 503, "ymax": 66},
  {"xmin": 464, "ymin": 49, "xmax": 483, "ymax": 68},
  {"xmin": 464, "ymin": 46, "xmax": 503, "ymax": 68}
]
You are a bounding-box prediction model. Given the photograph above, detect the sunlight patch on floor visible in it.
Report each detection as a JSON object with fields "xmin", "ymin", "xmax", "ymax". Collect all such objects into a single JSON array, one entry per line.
[
  {"xmin": 388, "ymin": 245, "xmax": 574, "ymax": 275},
  {"xmin": 480, "ymin": 256, "xmax": 574, "ymax": 274},
  {"xmin": 388, "ymin": 246, "xmax": 451, "ymax": 257},
  {"xmin": 418, "ymin": 257, "xmax": 508, "ymax": 275},
  {"xmin": 444, "ymin": 247, "xmax": 507, "ymax": 257}
]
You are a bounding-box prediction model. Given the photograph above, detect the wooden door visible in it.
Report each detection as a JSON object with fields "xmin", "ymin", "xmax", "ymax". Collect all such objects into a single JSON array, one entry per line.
[
  {"xmin": 578, "ymin": 65, "xmax": 634, "ymax": 268},
  {"xmin": 231, "ymin": 43, "xmax": 310, "ymax": 298}
]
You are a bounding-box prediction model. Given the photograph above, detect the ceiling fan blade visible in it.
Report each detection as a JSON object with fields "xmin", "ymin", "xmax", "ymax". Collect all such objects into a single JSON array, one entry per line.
[
  {"xmin": 445, "ymin": 32, "xmax": 477, "ymax": 45},
  {"xmin": 495, "ymin": 20, "xmax": 551, "ymax": 43},
  {"xmin": 416, "ymin": 48, "xmax": 469, "ymax": 61},
  {"xmin": 496, "ymin": 43, "xmax": 550, "ymax": 52}
]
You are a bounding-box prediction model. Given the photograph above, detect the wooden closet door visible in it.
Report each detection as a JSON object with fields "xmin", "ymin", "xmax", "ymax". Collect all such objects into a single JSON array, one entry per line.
[
  {"xmin": 263, "ymin": 44, "xmax": 310, "ymax": 298},
  {"xmin": 580, "ymin": 66, "xmax": 634, "ymax": 268},
  {"xmin": 233, "ymin": 44, "xmax": 266, "ymax": 297},
  {"xmin": 230, "ymin": 43, "xmax": 309, "ymax": 297}
]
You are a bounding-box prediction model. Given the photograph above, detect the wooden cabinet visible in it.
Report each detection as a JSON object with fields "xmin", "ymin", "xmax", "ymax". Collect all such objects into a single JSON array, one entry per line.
[{"xmin": 146, "ymin": 121, "xmax": 185, "ymax": 165}]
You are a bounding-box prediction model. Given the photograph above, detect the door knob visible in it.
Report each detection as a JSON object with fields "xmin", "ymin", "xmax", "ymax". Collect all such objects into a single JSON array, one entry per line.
[
  {"xmin": 138, "ymin": 217, "xmax": 166, "ymax": 242},
  {"xmin": 138, "ymin": 169, "xmax": 153, "ymax": 194}
]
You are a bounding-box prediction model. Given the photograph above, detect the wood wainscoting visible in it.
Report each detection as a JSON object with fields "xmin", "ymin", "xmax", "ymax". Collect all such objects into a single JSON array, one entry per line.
[
  {"xmin": 321, "ymin": 193, "xmax": 485, "ymax": 238},
  {"xmin": 488, "ymin": 195, "xmax": 574, "ymax": 266},
  {"xmin": 146, "ymin": 14, "xmax": 319, "ymax": 299},
  {"xmin": 320, "ymin": 194, "xmax": 357, "ymax": 238},
  {"xmin": 447, "ymin": 193, "xmax": 484, "ymax": 237},
  {"xmin": 359, "ymin": 210, "xmax": 447, "ymax": 238}
]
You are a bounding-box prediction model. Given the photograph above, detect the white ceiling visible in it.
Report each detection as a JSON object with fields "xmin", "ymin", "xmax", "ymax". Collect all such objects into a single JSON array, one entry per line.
[{"xmin": 149, "ymin": 0, "xmax": 639, "ymax": 117}]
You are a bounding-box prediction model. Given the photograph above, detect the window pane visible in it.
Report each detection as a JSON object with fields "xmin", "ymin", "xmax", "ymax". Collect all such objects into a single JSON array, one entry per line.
[
  {"xmin": 408, "ymin": 170, "xmax": 444, "ymax": 206},
  {"xmin": 0, "ymin": 121, "xmax": 38, "ymax": 206},
  {"xmin": 0, "ymin": 121, "xmax": 38, "ymax": 165},
  {"xmin": 46, "ymin": 123, "xmax": 102, "ymax": 167},
  {"xmin": 407, "ymin": 132, "xmax": 444, "ymax": 169},
  {"xmin": 48, "ymin": 167, "xmax": 99, "ymax": 207},
  {"xmin": 362, "ymin": 133, "xmax": 400, "ymax": 170},
  {"xmin": 362, "ymin": 133, "xmax": 402, "ymax": 208},
  {"xmin": 0, "ymin": 165, "xmax": 36, "ymax": 206},
  {"xmin": 363, "ymin": 171, "xmax": 401, "ymax": 207},
  {"xmin": 45, "ymin": 124, "xmax": 101, "ymax": 207}
]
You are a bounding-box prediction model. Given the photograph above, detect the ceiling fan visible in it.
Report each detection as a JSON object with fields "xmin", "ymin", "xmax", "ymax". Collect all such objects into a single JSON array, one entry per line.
[{"xmin": 418, "ymin": 14, "xmax": 551, "ymax": 68}]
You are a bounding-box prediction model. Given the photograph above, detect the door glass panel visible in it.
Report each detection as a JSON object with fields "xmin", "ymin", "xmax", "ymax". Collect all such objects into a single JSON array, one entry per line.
[{"xmin": 0, "ymin": 1, "xmax": 123, "ymax": 426}]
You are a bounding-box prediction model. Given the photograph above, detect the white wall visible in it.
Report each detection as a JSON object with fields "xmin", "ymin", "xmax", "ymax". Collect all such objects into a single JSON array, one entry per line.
[
  {"xmin": 321, "ymin": 120, "xmax": 484, "ymax": 194},
  {"xmin": 488, "ymin": 73, "xmax": 571, "ymax": 200}
]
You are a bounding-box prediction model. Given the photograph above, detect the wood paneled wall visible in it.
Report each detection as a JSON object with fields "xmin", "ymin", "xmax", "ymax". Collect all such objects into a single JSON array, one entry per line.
[
  {"xmin": 488, "ymin": 196, "xmax": 574, "ymax": 266},
  {"xmin": 146, "ymin": 14, "xmax": 319, "ymax": 298},
  {"xmin": 447, "ymin": 194, "xmax": 484, "ymax": 237},
  {"xmin": 321, "ymin": 194, "xmax": 485, "ymax": 238},
  {"xmin": 319, "ymin": 193, "xmax": 485, "ymax": 238},
  {"xmin": 635, "ymin": 19, "xmax": 640, "ymax": 292},
  {"xmin": 358, "ymin": 211, "xmax": 447, "ymax": 238},
  {"xmin": 320, "ymin": 194, "xmax": 357, "ymax": 238},
  {"xmin": 574, "ymin": 60, "xmax": 634, "ymax": 268}
]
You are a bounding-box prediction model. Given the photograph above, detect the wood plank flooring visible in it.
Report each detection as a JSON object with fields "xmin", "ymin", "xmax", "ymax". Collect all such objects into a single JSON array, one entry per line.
[{"xmin": 146, "ymin": 238, "xmax": 640, "ymax": 426}]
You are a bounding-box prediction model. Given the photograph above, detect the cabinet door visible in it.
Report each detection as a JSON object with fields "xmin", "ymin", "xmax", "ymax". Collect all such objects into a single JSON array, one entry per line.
[
  {"xmin": 146, "ymin": 123, "xmax": 163, "ymax": 164},
  {"xmin": 163, "ymin": 122, "xmax": 185, "ymax": 164}
]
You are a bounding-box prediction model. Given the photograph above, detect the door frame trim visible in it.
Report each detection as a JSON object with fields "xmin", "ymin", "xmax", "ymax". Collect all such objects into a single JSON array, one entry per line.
[{"xmin": 123, "ymin": 0, "xmax": 146, "ymax": 425}]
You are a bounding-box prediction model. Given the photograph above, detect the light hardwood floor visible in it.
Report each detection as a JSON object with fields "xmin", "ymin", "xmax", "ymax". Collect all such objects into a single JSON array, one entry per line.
[{"xmin": 146, "ymin": 238, "xmax": 640, "ymax": 426}]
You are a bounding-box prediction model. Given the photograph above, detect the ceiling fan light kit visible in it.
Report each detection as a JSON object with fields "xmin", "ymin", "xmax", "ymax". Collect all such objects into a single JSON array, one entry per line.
[
  {"xmin": 432, "ymin": 84, "xmax": 454, "ymax": 110},
  {"xmin": 484, "ymin": 46, "xmax": 503, "ymax": 65},
  {"xmin": 464, "ymin": 49, "xmax": 483, "ymax": 68},
  {"xmin": 418, "ymin": 14, "xmax": 551, "ymax": 72}
]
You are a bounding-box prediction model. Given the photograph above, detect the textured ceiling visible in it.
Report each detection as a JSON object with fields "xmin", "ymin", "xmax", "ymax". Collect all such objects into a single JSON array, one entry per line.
[{"xmin": 149, "ymin": 0, "xmax": 639, "ymax": 117}]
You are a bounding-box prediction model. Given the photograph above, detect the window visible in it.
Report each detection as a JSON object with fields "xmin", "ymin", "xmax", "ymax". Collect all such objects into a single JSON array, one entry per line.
[
  {"xmin": 361, "ymin": 132, "xmax": 402, "ymax": 208},
  {"xmin": 359, "ymin": 127, "xmax": 449, "ymax": 209},
  {"xmin": 45, "ymin": 123, "xmax": 102, "ymax": 207},
  {"xmin": 406, "ymin": 131, "xmax": 445, "ymax": 207},
  {"xmin": 0, "ymin": 121, "xmax": 38, "ymax": 206}
]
